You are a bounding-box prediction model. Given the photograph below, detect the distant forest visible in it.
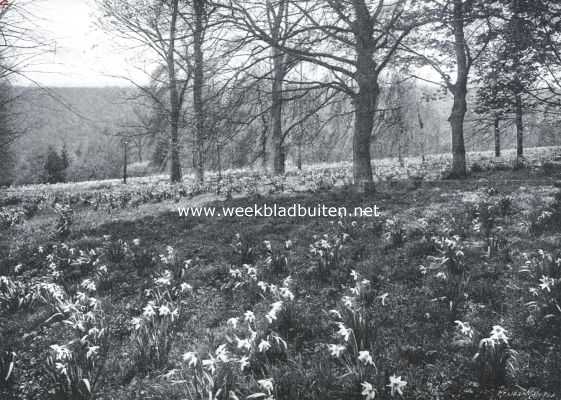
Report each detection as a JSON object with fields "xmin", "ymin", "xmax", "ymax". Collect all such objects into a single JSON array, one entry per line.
[{"xmin": 3, "ymin": 82, "xmax": 560, "ymax": 186}]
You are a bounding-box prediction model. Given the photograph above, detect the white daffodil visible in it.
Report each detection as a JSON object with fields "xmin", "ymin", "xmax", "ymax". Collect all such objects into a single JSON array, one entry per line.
[
  {"xmin": 246, "ymin": 266, "xmax": 257, "ymax": 279},
  {"xmin": 328, "ymin": 344, "xmax": 346, "ymax": 358},
  {"xmin": 249, "ymin": 327, "xmax": 258, "ymax": 343},
  {"xmin": 257, "ymin": 378, "xmax": 274, "ymax": 394},
  {"xmin": 50, "ymin": 344, "xmax": 72, "ymax": 361},
  {"xmin": 154, "ymin": 270, "xmax": 172, "ymax": 286},
  {"xmin": 244, "ymin": 310, "xmax": 255, "ymax": 324},
  {"xmin": 387, "ymin": 375, "xmax": 407, "ymax": 397},
  {"xmin": 539, "ymin": 275, "xmax": 555, "ymax": 292},
  {"xmin": 258, "ymin": 340, "xmax": 271, "ymax": 353},
  {"xmin": 227, "ymin": 317, "xmax": 239, "ymax": 329},
  {"xmin": 182, "ymin": 351, "xmax": 198, "ymax": 368},
  {"xmin": 258, "ymin": 281, "xmax": 269, "ymax": 292},
  {"xmin": 202, "ymin": 357, "xmax": 216, "ymax": 374},
  {"xmin": 279, "ymin": 287, "xmax": 294, "ymax": 301},
  {"xmin": 180, "ymin": 282, "xmax": 193, "ymax": 293},
  {"xmin": 454, "ymin": 320, "xmax": 474, "ymax": 338},
  {"xmin": 142, "ymin": 302, "xmax": 156, "ymax": 318},
  {"xmin": 337, "ymin": 322, "xmax": 352, "ymax": 342},
  {"xmin": 358, "ymin": 350, "xmax": 375, "ymax": 366},
  {"xmin": 229, "ymin": 268, "xmax": 242, "ymax": 278},
  {"xmin": 80, "ymin": 279, "xmax": 96, "ymax": 292},
  {"xmin": 342, "ymin": 296, "xmax": 354, "ymax": 309},
  {"xmin": 489, "ymin": 325, "xmax": 509, "ymax": 344},
  {"xmin": 86, "ymin": 346, "xmax": 99, "ymax": 359},
  {"xmin": 131, "ymin": 317, "xmax": 142, "ymax": 330},
  {"xmin": 361, "ymin": 381, "xmax": 377, "ymax": 400},
  {"xmin": 158, "ymin": 304, "xmax": 171, "ymax": 316},
  {"xmin": 266, "ymin": 301, "xmax": 283, "ymax": 323},
  {"xmin": 215, "ymin": 344, "xmax": 229, "ymax": 362},
  {"xmin": 239, "ymin": 356, "xmax": 250, "ymax": 371},
  {"xmin": 236, "ymin": 337, "xmax": 252, "ymax": 351},
  {"xmin": 76, "ymin": 291, "xmax": 87, "ymax": 303},
  {"xmin": 55, "ymin": 362, "xmax": 67, "ymax": 376}
]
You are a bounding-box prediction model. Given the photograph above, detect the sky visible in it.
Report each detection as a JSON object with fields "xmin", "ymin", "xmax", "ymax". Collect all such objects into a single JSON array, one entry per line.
[
  {"xmin": 10, "ymin": 0, "xmax": 442, "ymax": 88},
  {"xmin": 14, "ymin": 0, "xmax": 148, "ymax": 87}
]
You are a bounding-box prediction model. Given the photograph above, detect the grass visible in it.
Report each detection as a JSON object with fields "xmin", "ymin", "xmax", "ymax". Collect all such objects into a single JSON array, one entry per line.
[{"xmin": 1, "ymin": 166, "xmax": 561, "ymax": 399}]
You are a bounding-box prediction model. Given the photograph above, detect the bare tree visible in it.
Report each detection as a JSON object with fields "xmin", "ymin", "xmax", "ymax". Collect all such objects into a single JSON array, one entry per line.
[
  {"xmin": 97, "ymin": 0, "xmax": 193, "ymax": 182},
  {"xmin": 405, "ymin": 1, "xmax": 495, "ymax": 177},
  {"xmin": 225, "ymin": 0, "xmax": 421, "ymax": 190},
  {"xmin": 219, "ymin": 0, "xmax": 301, "ymax": 175}
]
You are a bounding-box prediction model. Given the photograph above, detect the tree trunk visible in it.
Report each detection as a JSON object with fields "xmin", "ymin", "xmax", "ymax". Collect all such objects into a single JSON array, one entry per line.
[
  {"xmin": 168, "ymin": 0, "xmax": 182, "ymax": 183},
  {"xmin": 494, "ymin": 114, "xmax": 501, "ymax": 157},
  {"xmin": 353, "ymin": 83, "xmax": 377, "ymax": 189},
  {"xmin": 512, "ymin": 0, "xmax": 524, "ymax": 159},
  {"xmin": 449, "ymin": 90, "xmax": 467, "ymax": 177},
  {"xmin": 193, "ymin": 0, "xmax": 205, "ymax": 183},
  {"xmin": 515, "ymin": 92, "xmax": 524, "ymax": 158},
  {"xmin": 137, "ymin": 139, "xmax": 143, "ymax": 162},
  {"xmin": 169, "ymin": 103, "xmax": 181, "ymax": 182},
  {"xmin": 352, "ymin": 3, "xmax": 378, "ymax": 191},
  {"xmin": 217, "ymin": 143, "xmax": 222, "ymax": 179},
  {"xmin": 448, "ymin": 0, "xmax": 468, "ymax": 178},
  {"xmin": 261, "ymin": 125, "xmax": 268, "ymax": 169},
  {"xmin": 297, "ymin": 140, "xmax": 302, "ymax": 170},
  {"xmin": 268, "ymin": 46, "xmax": 285, "ymax": 175}
]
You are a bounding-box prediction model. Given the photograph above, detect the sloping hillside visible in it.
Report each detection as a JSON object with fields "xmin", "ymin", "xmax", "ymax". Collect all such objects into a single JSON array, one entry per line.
[
  {"xmin": 9, "ymin": 86, "xmax": 146, "ymax": 184},
  {"xmin": 13, "ymin": 86, "xmax": 139, "ymax": 149}
]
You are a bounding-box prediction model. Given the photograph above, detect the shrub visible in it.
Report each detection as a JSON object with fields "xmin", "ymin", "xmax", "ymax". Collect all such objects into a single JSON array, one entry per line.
[
  {"xmin": 473, "ymin": 325, "xmax": 518, "ymax": 388},
  {"xmin": 53, "ymin": 203, "xmax": 73, "ymax": 239},
  {"xmin": 43, "ymin": 290, "xmax": 111, "ymax": 400},
  {"xmin": 130, "ymin": 273, "xmax": 192, "ymax": 377},
  {"xmin": 308, "ymin": 233, "xmax": 347, "ymax": 281},
  {"xmin": 44, "ymin": 146, "xmax": 68, "ymax": 184}
]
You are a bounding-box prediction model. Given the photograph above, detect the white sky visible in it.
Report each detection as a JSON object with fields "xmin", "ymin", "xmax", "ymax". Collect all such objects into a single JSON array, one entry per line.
[
  {"xmin": 11, "ymin": 0, "xmax": 443, "ymax": 88},
  {"xmin": 14, "ymin": 0, "xmax": 149, "ymax": 86}
]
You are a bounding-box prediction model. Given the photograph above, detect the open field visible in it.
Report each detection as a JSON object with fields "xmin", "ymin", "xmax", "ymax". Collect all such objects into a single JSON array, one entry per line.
[
  {"xmin": 2, "ymin": 153, "xmax": 561, "ymax": 399},
  {"xmin": 2, "ymin": 146, "xmax": 560, "ymax": 231}
]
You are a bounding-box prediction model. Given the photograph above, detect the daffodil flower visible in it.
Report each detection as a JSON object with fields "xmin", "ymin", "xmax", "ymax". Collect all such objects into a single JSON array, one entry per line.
[
  {"xmin": 361, "ymin": 382, "xmax": 377, "ymax": 400},
  {"xmin": 236, "ymin": 337, "xmax": 252, "ymax": 351},
  {"xmin": 328, "ymin": 343, "xmax": 346, "ymax": 358},
  {"xmin": 257, "ymin": 378, "xmax": 274, "ymax": 395},
  {"xmin": 182, "ymin": 351, "xmax": 198, "ymax": 368},
  {"xmin": 539, "ymin": 275, "xmax": 555, "ymax": 292},
  {"xmin": 387, "ymin": 375, "xmax": 407, "ymax": 397},
  {"xmin": 227, "ymin": 317, "xmax": 239, "ymax": 329},
  {"xmin": 258, "ymin": 340, "xmax": 271, "ymax": 353},
  {"xmin": 336, "ymin": 322, "xmax": 352, "ymax": 342},
  {"xmin": 239, "ymin": 356, "xmax": 250, "ymax": 371},
  {"xmin": 358, "ymin": 350, "xmax": 375, "ymax": 366},
  {"xmin": 86, "ymin": 346, "xmax": 99, "ymax": 359}
]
